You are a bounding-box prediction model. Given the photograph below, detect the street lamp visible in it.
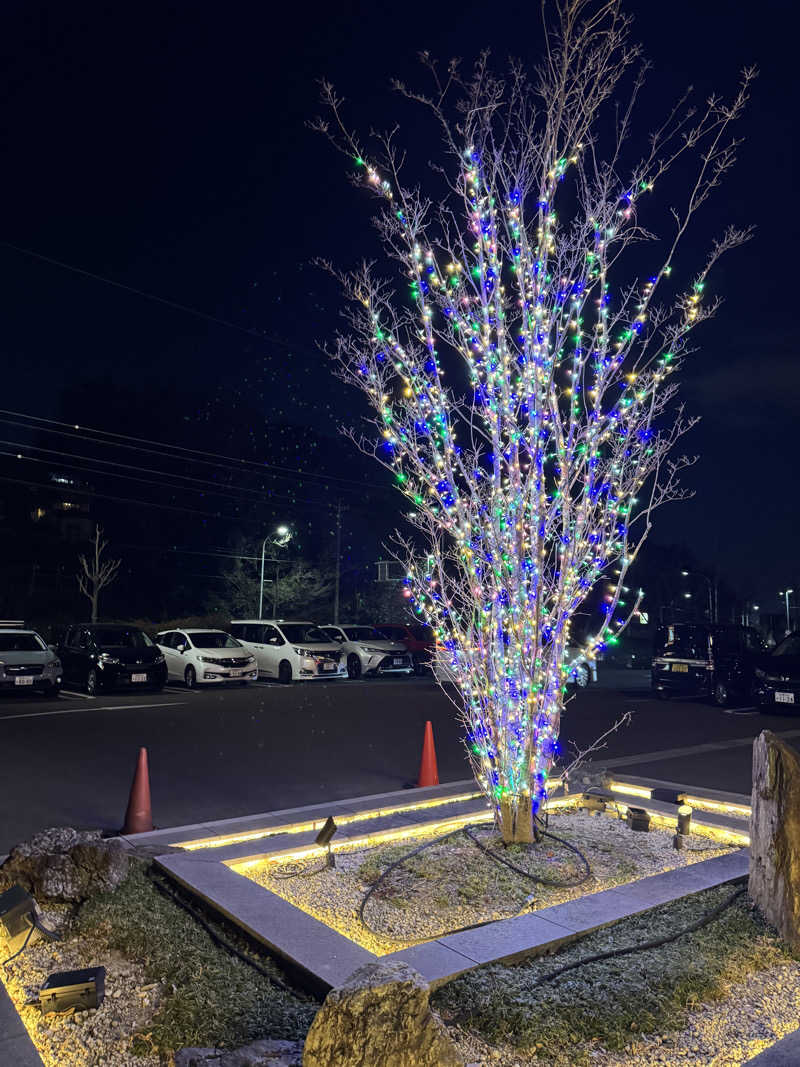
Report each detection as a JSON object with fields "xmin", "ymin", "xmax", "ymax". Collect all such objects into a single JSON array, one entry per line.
[
  {"xmin": 779, "ymin": 590, "xmax": 794, "ymax": 635},
  {"xmin": 681, "ymin": 570, "xmax": 715, "ymax": 622},
  {"xmin": 259, "ymin": 525, "xmax": 293, "ymax": 619}
]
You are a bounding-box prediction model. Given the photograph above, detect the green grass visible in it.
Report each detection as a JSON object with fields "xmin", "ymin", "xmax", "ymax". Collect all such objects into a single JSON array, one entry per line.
[
  {"xmin": 74, "ymin": 861, "xmax": 317, "ymax": 1056},
  {"xmin": 433, "ymin": 885, "xmax": 797, "ymax": 1067}
]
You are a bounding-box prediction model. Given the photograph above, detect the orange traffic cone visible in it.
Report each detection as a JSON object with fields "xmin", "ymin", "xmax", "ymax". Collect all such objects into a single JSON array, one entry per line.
[
  {"xmin": 121, "ymin": 747, "xmax": 153, "ymax": 834},
  {"xmin": 417, "ymin": 720, "xmax": 440, "ymax": 787}
]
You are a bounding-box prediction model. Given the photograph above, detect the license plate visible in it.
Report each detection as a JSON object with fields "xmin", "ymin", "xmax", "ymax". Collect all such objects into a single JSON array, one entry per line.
[
  {"xmin": 229, "ymin": 669, "xmax": 242, "ymax": 677},
  {"xmin": 393, "ymin": 658, "xmax": 405, "ymax": 666},
  {"xmin": 322, "ymin": 661, "xmax": 335, "ymax": 671},
  {"xmin": 672, "ymin": 663, "xmax": 689, "ymax": 673},
  {"xmin": 14, "ymin": 676, "xmax": 34, "ymax": 686},
  {"xmin": 776, "ymin": 692, "xmax": 795, "ymax": 704},
  {"xmin": 131, "ymin": 673, "xmax": 148, "ymax": 683}
]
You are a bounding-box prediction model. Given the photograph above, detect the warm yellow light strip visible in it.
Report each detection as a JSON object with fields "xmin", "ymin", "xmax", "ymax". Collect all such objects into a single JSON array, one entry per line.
[
  {"xmin": 611, "ymin": 801, "xmax": 749, "ymax": 847},
  {"xmin": 178, "ymin": 790, "xmax": 485, "ymax": 850},
  {"xmin": 230, "ymin": 808, "xmax": 498, "ymax": 871},
  {"xmin": 608, "ymin": 781, "xmax": 653, "ymax": 799},
  {"xmin": 678, "ymin": 794, "xmax": 751, "ymax": 818}
]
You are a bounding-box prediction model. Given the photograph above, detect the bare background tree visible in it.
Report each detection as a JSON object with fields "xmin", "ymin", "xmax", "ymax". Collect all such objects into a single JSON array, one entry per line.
[
  {"xmin": 77, "ymin": 524, "xmax": 121, "ymax": 623},
  {"xmin": 314, "ymin": 0, "xmax": 752, "ymax": 841}
]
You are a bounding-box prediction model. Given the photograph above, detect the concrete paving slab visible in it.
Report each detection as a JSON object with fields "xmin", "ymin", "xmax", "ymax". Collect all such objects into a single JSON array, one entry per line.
[
  {"xmin": 157, "ymin": 854, "xmax": 374, "ymax": 992},
  {"xmin": 0, "ymin": 983, "xmax": 44, "ymax": 1066},
  {"xmin": 380, "ymin": 941, "xmax": 476, "ymax": 986},
  {"xmin": 744, "ymin": 1028, "xmax": 800, "ymax": 1065},
  {"xmin": 440, "ymin": 912, "xmax": 574, "ymax": 965}
]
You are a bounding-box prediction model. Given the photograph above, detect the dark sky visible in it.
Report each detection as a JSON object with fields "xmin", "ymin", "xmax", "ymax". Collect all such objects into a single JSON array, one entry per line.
[{"xmin": 1, "ymin": 0, "xmax": 796, "ymax": 610}]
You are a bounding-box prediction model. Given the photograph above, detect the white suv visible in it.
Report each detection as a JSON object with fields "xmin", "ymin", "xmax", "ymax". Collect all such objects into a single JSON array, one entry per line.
[
  {"xmin": 319, "ymin": 625, "xmax": 413, "ymax": 679},
  {"xmin": 155, "ymin": 628, "xmax": 257, "ymax": 688},
  {"xmin": 229, "ymin": 620, "xmax": 346, "ymax": 684}
]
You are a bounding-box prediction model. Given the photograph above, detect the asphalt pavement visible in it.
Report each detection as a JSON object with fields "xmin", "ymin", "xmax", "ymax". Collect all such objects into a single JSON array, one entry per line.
[{"xmin": 0, "ymin": 669, "xmax": 795, "ymax": 853}]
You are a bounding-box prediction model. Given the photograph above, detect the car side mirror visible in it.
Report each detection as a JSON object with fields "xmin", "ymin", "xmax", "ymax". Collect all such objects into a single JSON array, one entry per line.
[
  {"xmin": 48, "ymin": 644, "xmax": 57, "ymax": 652},
  {"xmin": 178, "ymin": 644, "xmax": 187, "ymax": 653}
]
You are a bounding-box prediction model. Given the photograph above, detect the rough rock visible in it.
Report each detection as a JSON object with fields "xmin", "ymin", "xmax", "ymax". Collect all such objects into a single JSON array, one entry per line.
[
  {"xmin": 302, "ymin": 961, "xmax": 464, "ymax": 1067},
  {"xmin": 749, "ymin": 730, "xmax": 800, "ymax": 950},
  {"xmin": 0, "ymin": 827, "xmax": 129, "ymax": 902},
  {"xmin": 174, "ymin": 1040, "xmax": 303, "ymax": 1066}
]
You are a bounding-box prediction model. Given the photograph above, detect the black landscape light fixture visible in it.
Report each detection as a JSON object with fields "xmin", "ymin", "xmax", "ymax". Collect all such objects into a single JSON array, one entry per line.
[
  {"xmin": 315, "ymin": 816, "xmax": 338, "ymax": 868},
  {"xmin": 0, "ymin": 885, "xmax": 59, "ymax": 966},
  {"xmin": 626, "ymin": 806, "xmax": 651, "ymax": 832},
  {"xmin": 39, "ymin": 967, "xmax": 106, "ymax": 1014}
]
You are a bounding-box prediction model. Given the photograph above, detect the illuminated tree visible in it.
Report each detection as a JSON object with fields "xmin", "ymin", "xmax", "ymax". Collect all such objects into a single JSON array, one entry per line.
[
  {"xmin": 77, "ymin": 525, "xmax": 121, "ymax": 623},
  {"xmin": 315, "ymin": 1, "xmax": 752, "ymax": 842}
]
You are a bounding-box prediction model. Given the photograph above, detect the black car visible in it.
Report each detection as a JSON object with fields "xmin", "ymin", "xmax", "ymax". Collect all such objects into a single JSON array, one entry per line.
[
  {"xmin": 651, "ymin": 622, "xmax": 765, "ymax": 706},
  {"xmin": 754, "ymin": 632, "xmax": 800, "ymax": 713},
  {"xmin": 58, "ymin": 624, "xmax": 167, "ymax": 695}
]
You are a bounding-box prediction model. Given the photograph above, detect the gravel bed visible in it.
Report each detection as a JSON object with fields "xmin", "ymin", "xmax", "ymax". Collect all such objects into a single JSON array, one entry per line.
[
  {"xmin": 447, "ymin": 957, "xmax": 800, "ymax": 1067},
  {"xmin": 1, "ymin": 905, "xmax": 161, "ymax": 1067},
  {"xmin": 245, "ymin": 810, "xmax": 740, "ymax": 954}
]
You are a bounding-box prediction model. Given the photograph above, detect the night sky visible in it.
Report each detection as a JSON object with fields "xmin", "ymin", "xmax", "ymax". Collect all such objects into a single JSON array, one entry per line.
[{"xmin": 1, "ymin": 0, "xmax": 796, "ymax": 610}]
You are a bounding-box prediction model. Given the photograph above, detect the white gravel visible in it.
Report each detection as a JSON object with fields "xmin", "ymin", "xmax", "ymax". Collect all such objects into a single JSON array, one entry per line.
[
  {"xmin": 245, "ymin": 809, "xmax": 740, "ymax": 955},
  {"xmin": 1, "ymin": 905, "xmax": 160, "ymax": 1067},
  {"xmin": 449, "ymin": 958, "xmax": 800, "ymax": 1066}
]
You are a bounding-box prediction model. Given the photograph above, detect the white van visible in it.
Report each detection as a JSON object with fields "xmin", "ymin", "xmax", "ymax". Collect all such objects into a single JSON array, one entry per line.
[{"xmin": 229, "ymin": 619, "xmax": 347, "ymax": 684}]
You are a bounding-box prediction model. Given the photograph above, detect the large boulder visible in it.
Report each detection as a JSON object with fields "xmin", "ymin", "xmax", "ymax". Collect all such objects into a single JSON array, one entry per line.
[
  {"xmin": 302, "ymin": 961, "xmax": 463, "ymax": 1067},
  {"xmin": 0, "ymin": 827, "xmax": 129, "ymax": 902},
  {"xmin": 749, "ymin": 731, "xmax": 800, "ymax": 950}
]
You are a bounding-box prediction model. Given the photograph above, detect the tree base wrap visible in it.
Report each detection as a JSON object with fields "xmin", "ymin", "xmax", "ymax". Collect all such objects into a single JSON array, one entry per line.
[
  {"xmin": 302, "ymin": 962, "xmax": 463, "ymax": 1067},
  {"xmin": 749, "ymin": 730, "xmax": 800, "ymax": 950},
  {"xmin": 500, "ymin": 793, "xmax": 535, "ymax": 844}
]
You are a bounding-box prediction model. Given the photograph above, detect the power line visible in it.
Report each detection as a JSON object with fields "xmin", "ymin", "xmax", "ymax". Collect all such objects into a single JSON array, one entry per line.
[
  {"xmin": 0, "ymin": 409, "xmax": 392, "ymax": 493},
  {"xmin": 0, "ymin": 240, "xmax": 301, "ymax": 351},
  {"xmin": 0, "ymin": 438, "xmax": 328, "ymax": 505}
]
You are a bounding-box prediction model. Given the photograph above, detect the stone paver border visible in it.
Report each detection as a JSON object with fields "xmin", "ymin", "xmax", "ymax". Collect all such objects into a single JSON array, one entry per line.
[
  {"xmin": 152, "ymin": 777, "xmax": 750, "ymax": 993},
  {"xmin": 0, "ymin": 981, "xmax": 45, "ymax": 1066}
]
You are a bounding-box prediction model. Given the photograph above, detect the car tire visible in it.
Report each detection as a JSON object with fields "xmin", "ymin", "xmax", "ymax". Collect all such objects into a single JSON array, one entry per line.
[
  {"xmin": 656, "ymin": 689, "xmax": 670, "ymax": 701},
  {"xmin": 412, "ymin": 655, "xmax": 426, "ymax": 677},
  {"xmin": 712, "ymin": 681, "xmax": 729, "ymax": 707},
  {"xmin": 185, "ymin": 666, "xmax": 197, "ymax": 689},
  {"xmin": 278, "ymin": 660, "xmax": 293, "ymax": 685},
  {"xmin": 573, "ymin": 664, "xmax": 590, "ymax": 688},
  {"xmin": 347, "ymin": 654, "xmax": 362, "ymax": 680},
  {"xmin": 86, "ymin": 669, "xmax": 99, "ymax": 696},
  {"xmin": 50, "ymin": 685, "xmax": 61, "ymax": 699}
]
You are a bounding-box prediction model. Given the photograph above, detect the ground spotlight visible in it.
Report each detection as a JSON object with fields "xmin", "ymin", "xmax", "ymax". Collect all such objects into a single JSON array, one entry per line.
[
  {"xmin": 39, "ymin": 966, "xmax": 105, "ymax": 1013},
  {"xmin": 0, "ymin": 885, "xmax": 59, "ymax": 966},
  {"xmin": 315, "ymin": 816, "xmax": 338, "ymax": 868},
  {"xmin": 626, "ymin": 806, "xmax": 651, "ymax": 832}
]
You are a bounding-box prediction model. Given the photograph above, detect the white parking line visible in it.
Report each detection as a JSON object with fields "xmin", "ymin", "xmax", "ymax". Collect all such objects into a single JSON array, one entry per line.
[
  {"xmin": 59, "ymin": 689, "xmax": 95, "ymax": 699},
  {"xmin": 0, "ymin": 701, "xmax": 185, "ymax": 722},
  {"xmin": 722, "ymin": 706, "xmax": 758, "ymax": 715}
]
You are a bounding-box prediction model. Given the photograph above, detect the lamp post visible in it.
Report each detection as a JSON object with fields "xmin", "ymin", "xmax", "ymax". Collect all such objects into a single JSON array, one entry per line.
[
  {"xmin": 779, "ymin": 589, "xmax": 794, "ymax": 635},
  {"xmin": 681, "ymin": 571, "xmax": 715, "ymax": 622},
  {"xmin": 259, "ymin": 526, "xmax": 292, "ymax": 619}
]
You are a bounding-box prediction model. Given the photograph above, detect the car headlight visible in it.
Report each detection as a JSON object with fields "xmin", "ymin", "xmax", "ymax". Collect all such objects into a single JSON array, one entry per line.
[
  {"xmin": 246, "ymin": 656, "xmax": 255, "ymax": 664},
  {"xmin": 154, "ymin": 654, "xmax": 165, "ymax": 664},
  {"xmin": 98, "ymin": 653, "xmax": 121, "ymax": 666},
  {"xmin": 46, "ymin": 659, "xmax": 61, "ymax": 669},
  {"xmin": 363, "ymin": 646, "xmax": 388, "ymax": 655},
  {"xmin": 293, "ymin": 647, "xmax": 311, "ymax": 657},
  {"xmin": 199, "ymin": 655, "xmax": 215, "ymax": 664}
]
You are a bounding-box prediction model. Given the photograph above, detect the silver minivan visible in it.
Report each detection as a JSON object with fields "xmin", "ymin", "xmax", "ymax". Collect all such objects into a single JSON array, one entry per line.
[{"xmin": 229, "ymin": 619, "xmax": 347, "ymax": 684}]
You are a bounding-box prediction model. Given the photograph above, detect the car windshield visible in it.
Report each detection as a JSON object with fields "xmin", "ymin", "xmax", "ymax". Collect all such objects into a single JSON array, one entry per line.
[
  {"xmin": 344, "ymin": 627, "xmax": 388, "ymax": 642},
  {"xmin": 0, "ymin": 633, "xmax": 47, "ymax": 652},
  {"xmin": 91, "ymin": 628, "xmax": 153, "ymax": 649},
  {"xmin": 773, "ymin": 634, "xmax": 800, "ymax": 657},
  {"xmin": 279, "ymin": 624, "xmax": 330, "ymax": 644},
  {"xmin": 189, "ymin": 632, "xmax": 241, "ymax": 649},
  {"xmin": 654, "ymin": 625, "xmax": 709, "ymax": 660}
]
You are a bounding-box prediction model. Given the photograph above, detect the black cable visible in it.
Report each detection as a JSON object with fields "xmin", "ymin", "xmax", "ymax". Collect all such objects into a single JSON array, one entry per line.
[
  {"xmin": 145, "ymin": 871, "xmax": 298, "ymax": 995},
  {"xmin": 524, "ymin": 882, "xmax": 746, "ymax": 990},
  {"xmin": 357, "ymin": 820, "xmax": 593, "ymax": 943}
]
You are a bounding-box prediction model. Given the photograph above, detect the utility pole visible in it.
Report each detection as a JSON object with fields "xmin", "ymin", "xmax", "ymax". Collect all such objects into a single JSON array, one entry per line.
[{"xmin": 333, "ymin": 499, "xmax": 342, "ymax": 624}]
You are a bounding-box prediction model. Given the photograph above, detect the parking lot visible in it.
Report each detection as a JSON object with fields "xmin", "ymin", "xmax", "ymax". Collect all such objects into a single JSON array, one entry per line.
[{"xmin": 1, "ymin": 669, "xmax": 797, "ymax": 854}]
